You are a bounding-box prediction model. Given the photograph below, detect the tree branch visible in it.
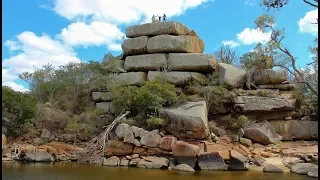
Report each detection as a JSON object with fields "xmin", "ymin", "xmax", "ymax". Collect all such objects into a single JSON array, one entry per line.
[{"xmin": 303, "ymin": 0, "xmax": 318, "ymax": 7}]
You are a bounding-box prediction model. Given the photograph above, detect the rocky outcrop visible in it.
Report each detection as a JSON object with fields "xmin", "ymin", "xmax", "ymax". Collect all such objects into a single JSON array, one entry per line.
[
  {"xmin": 167, "ymin": 53, "xmax": 216, "ymax": 72},
  {"xmin": 160, "ymin": 101, "xmax": 209, "ymax": 139},
  {"xmin": 137, "ymin": 156, "xmax": 169, "ymax": 169},
  {"xmin": 24, "ymin": 145, "xmax": 54, "ymax": 162},
  {"xmin": 234, "ymin": 96, "xmax": 296, "ymax": 112},
  {"xmin": 126, "ymin": 21, "xmax": 191, "ymax": 38},
  {"xmin": 159, "ymin": 136, "xmax": 177, "ymax": 151},
  {"xmin": 147, "ymin": 35, "xmax": 204, "ymax": 53},
  {"xmin": 253, "ymin": 69, "xmax": 287, "ymax": 85},
  {"xmin": 270, "ymin": 120, "xmax": 318, "ymax": 140},
  {"xmin": 2, "ymin": 134, "xmax": 6, "ymax": 150},
  {"xmin": 218, "ymin": 63, "xmax": 246, "ymax": 89},
  {"xmin": 109, "ymin": 72, "xmax": 147, "ymax": 86},
  {"xmin": 258, "ymin": 84, "xmax": 296, "ymax": 91},
  {"xmin": 147, "ymin": 71, "xmax": 206, "ymax": 86},
  {"xmin": 244, "ymin": 121, "xmax": 282, "ymax": 145},
  {"xmin": 121, "ymin": 36, "xmax": 148, "ymax": 55},
  {"xmin": 124, "ymin": 54, "xmax": 167, "ymax": 71},
  {"xmin": 262, "ymin": 157, "xmax": 290, "ymax": 173}
]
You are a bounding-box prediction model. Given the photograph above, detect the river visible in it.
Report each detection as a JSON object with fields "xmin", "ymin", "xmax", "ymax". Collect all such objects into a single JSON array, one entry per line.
[{"xmin": 2, "ymin": 162, "xmax": 314, "ymax": 180}]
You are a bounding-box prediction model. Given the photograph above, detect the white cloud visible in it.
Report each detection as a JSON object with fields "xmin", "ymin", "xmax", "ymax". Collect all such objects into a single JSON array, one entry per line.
[
  {"xmin": 2, "ymin": 81, "xmax": 29, "ymax": 92},
  {"xmin": 222, "ymin": 40, "xmax": 240, "ymax": 48},
  {"xmin": 236, "ymin": 28, "xmax": 271, "ymax": 45},
  {"xmin": 108, "ymin": 43, "xmax": 122, "ymax": 51},
  {"xmin": 58, "ymin": 21, "xmax": 124, "ymax": 47},
  {"xmin": 298, "ymin": 9, "xmax": 318, "ymax": 35},
  {"xmin": 53, "ymin": 0, "xmax": 213, "ymax": 24},
  {"xmin": 2, "ymin": 31, "xmax": 81, "ymax": 92}
]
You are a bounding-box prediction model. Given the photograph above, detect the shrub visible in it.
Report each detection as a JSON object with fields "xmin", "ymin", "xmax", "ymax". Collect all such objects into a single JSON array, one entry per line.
[
  {"xmin": 230, "ymin": 115, "xmax": 252, "ymax": 130},
  {"xmin": 146, "ymin": 117, "xmax": 166, "ymax": 130}
]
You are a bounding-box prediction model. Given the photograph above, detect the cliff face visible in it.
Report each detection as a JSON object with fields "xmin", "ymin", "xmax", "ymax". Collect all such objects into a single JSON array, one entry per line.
[{"xmin": 90, "ymin": 21, "xmax": 317, "ymax": 142}]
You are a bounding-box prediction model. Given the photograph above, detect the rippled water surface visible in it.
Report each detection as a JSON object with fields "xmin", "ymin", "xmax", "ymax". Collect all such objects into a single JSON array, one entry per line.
[{"xmin": 2, "ymin": 162, "xmax": 314, "ymax": 180}]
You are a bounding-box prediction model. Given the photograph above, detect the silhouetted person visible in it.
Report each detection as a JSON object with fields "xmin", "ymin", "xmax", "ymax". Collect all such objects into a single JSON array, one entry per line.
[
  {"xmin": 163, "ymin": 13, "xmax": 167, "ymax": 22},
  {"xmin": 152, "ymin": 15, "xmax": 156, "ymax": 23},
  {"xmin": 158, "ymin": 15, "xmax": 161, "ymax": 22}
]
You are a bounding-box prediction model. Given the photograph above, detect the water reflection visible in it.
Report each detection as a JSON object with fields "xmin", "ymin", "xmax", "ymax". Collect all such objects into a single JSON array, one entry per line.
[{"xmin": 2, "ymin": 162, "xmax": 315, "ymax": 180}]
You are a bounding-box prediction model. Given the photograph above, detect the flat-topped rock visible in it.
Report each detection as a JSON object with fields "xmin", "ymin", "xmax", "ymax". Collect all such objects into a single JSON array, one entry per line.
[
  {"xmin": 122, "ymin": 36, "xmax": 148, "ymax": 55},
  {"xmin": 253, "ymin": 69, "xmax": 287, "ymax": 85},
  {"xmin": 244, "ymin": 121, "xmax": 282, "ymax": 145},
  {"xmin": 168, "ymin": 53, "xmax": 217, "ymax": 72},
  {"xmin": 110, "ymin": 72, "xmax": 147, "ymax": 86},
  {"xmin": 234, "ymin": 96, "xmax": 296, "ymax": 112},
  {"xmin": 124, "ymin": 54, "xmax": 167, "ymax": 71},
  {"xmin": 258, "ymin": 84, "xmax": 296, "ymax": 91},
  {"xmin": 147, "ymin": 71, "xmax": 206, "ymax": 86},
  {"xmin": 126, "ymin": 21, "xmax": 191, "ymax": 38},
  {"xmin": 147, "ymin": 35, "xmax": 204, "ymax": 53},
  {"xmin": 91, "ymin": 92, "xmax": 112, "ymax": 102},
  {"xmin": 96, "ymin": 102, "xmax": 114, "ymax": 114}
]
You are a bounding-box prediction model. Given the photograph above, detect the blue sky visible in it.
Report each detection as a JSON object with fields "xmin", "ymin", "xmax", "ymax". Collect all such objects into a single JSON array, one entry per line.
[{"xmin": 2, "ymin": 0, "xmax": 318, "ymax": 92}]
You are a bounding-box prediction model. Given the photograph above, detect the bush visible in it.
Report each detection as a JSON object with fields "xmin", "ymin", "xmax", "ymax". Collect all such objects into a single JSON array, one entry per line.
[
  {"xmin": 2, "ymin": 86, "xmax": 37, "ymax": 136},
  {"xmin": 146, "ymin": 117, "xmax": 166, "ymax": 130},
  {"xmin": 230, "ymin": 115, "xmax": 252, "ymax": 130}
]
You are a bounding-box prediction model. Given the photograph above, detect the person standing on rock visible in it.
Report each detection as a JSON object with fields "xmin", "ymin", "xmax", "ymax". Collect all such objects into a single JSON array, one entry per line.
[
  {"xmin": 158, "ymin": 14, "xmax": 161, "ymax": 22},
  {"xmin": 163, "ymin": 13, "xmax": 167, "ymax": 22}
]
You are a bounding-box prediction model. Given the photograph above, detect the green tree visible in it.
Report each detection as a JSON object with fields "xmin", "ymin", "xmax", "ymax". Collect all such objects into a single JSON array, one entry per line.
[
  {"xmin": 261, "ymin": 0, "xmax": 318, "ymax": 10},
  {"xmin": 2, "ymin": 86, "xmax": 36, "ymax": 136}
]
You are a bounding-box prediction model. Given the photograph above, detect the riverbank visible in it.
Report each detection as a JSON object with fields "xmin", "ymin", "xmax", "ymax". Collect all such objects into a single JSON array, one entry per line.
[
  {"xmin": 2, "ymin": 161, "xmax": 316, "ymax": 180},
  {"xmin": 2, "ymin": 139, "xmax": 318, "ymax": 179}
]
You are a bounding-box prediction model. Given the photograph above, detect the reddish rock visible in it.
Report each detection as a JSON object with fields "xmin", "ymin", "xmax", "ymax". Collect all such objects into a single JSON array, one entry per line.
[
  {"xmin": 220, "ymin": 135, "xmax": 233, "ymax": 143},
  {"xmin": 2, "ymin": 134, "xmax": 7, "ymax": 150},
  {"xmin": 239, "ymin": 144, "xmax": 251, "ymax": 155},
  {"xmin": 172, "ymin": 141, "xmax": 200, "ymax": 157},
  {"xmin": 159, "ymin": 136, "xmax": 177, "ymax": 151},
  {"xmin": 206, "ymin": 142, "xmax": 230, "ymax": 160},
  {"xmin": 172, "ymin": 141, "xmax": 200, "ymax": 168},
  {"xmin": 232, "ymin": 146, "xmax": 249, "ymax": 157},
  {"xmin": 105, "ymin": 140, "xmax": 134, "ymax": 156},
  {"xmin": 147, "ymin": 148, "xmax": 163, "ymax": 155},
  {"xmin": 140, "ymin": 130, "xmax": 161, "ymax": 148},
  {"xmin": 198, "ymin": 152, "xmax": 228, "ymax": 170},
  {"xmin": 133, "ymin": 147, "xmax": 147, "ymax": 154}
]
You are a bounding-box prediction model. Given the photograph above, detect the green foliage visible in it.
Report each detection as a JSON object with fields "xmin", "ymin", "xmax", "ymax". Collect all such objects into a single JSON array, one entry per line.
[
  {"xmin": 65, "ymin": 118, "xmax": 80, "ymax": 134},
  {"xmin": 146, "ymin": 117, "xmax": 166, "ymax": 130},
  {"xmin": 110, "ymin": 79, "xmax": 181, "ymax": 128},
  {"xmin": 230, "ymin": 115, "xmax": 251, "ymax": 130},
  {"xmin": 2, "ymin": 86, "xmax": 37, "ymax": 136}
]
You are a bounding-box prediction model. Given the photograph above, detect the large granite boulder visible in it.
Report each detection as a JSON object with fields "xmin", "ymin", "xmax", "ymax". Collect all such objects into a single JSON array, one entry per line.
[
  {"xmin": 91, "ymin": 92, "xmax": 112, "ymax": 102},
  {"xmin": 109, "ymin": 72, "xmax": 147, "ymax": 86},
  {"xmin": 24, "ymin": 145, "xmax": 54, "ymax": 162},
  {"xmin": 126, "ymin": 21, "xmax": 191, "ymax": 38},
  {"xmin": 244, "ymin": 121, "xmax": 282, "ymax": 145},
  {"xmin": 124, "ymin": 54, "xmax": 167, "ymax": 71},
  {"xmin": 218, "ymin": 63, "xmax": 246, "ymax": 89},
  {"xmin": 105, "ymin": 140, "xmax": 134, "ymax": 156},
  {"xmin": 258, "ymin": 84, "xmax": 296, "ymax": 91},
  {"xmin": 270, "ymin": 120, "xmax": 318, "ymax": 140},
  {"xmin": 140, "ymin": 130, "xmax": 161, "ymax": 148},
  {"xmin": 137, "ymin": 156, "xmax": 169, "ymax": 169},
  {"xmin": 172, "ymin": 141, "xmax": 200, "ymax": 168},
  {"xmin": 291, "ymin": 163, "xmax": 318, "ymax": 175},
  {"xmin": 160, "ymin": 101, "xmax": 209, "ymax": 139},
  {"xmin": 167, "ymin": 53, "xmax": 216, "ymax": 72},
  {"xmin": 253, "ymin": 69, "xmax": 287, "ymax": 85},
  {"xmin": 115, "ymin": 123, "xmax": 131, "ymax": 139},
  {"xmin": 198, "ymin": 152, "xmax": 228, "ymax": 170},
  {"xmin": 147, "ymin": 71, "xmax": 206, "ymax": 87},
  {"xmin": 147, "ymin": 35, "xmax": 204, "ymax": 53},
  {"xmin": 103, "ymin": 156, "xmax": 120, "ymax": 166},
  {"xmin": 96, "ymin": 102, "xmax": 114, "ymax": 114},
  {"xmin": 121, "ymin": 36, "xmax": 148, "ymax": 55},
  {"xmin": 229, "ymin": 150, "xmax": 248, "ymax": 170},
  {"xmin": 159, "ymin": 136, "xmax": 177, "ymax": 151},
  {"xmin": 234, "ymin": 96, "xmax": 296, "ymax": 112},
  {"xmin": 263, "ymin": 157, "xmax": 290, "ymax": 173},
  {"xmin": 174, "ymin": 164, "xmax": 195, "ymax": 172}
]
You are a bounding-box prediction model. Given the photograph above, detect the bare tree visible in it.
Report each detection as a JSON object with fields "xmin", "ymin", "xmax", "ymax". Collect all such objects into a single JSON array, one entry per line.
[
  {"xmin": 214, "ymin": 45, "xmax": 239, "ymax": 65},
  {"xmin": 262, "ymin": 0, "xmax": 318, "ymax": 10}
]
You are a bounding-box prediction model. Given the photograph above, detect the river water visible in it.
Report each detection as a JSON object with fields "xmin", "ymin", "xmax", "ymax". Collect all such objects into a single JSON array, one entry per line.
[{"xmin": 2, "ymin": 162, "xmax": 314, "ymax": 180}]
